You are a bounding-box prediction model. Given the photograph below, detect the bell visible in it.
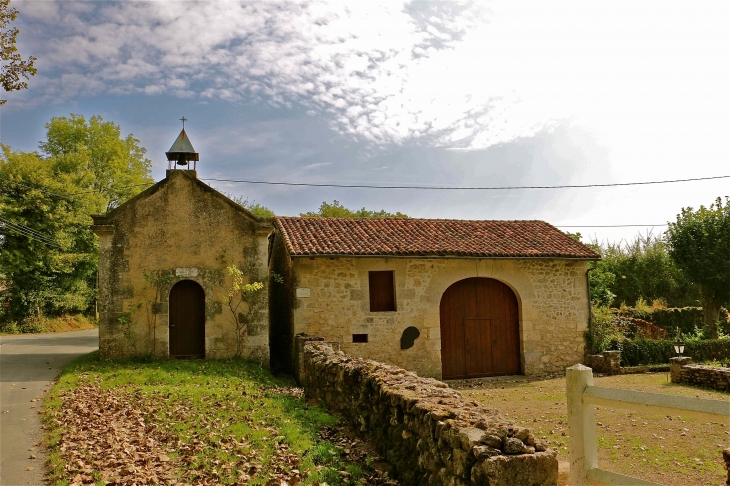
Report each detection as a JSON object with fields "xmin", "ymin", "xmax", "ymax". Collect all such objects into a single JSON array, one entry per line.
[{"xmin": 176, "ymin": 158, "xmax": 188, "ymax": 166}]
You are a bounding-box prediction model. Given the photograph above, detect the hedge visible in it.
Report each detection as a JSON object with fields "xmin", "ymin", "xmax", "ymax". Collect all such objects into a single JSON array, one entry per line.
[
  {"xmin": 615, "ymin": 307, "xmax": 730, "ymax": 335},
  {"xmin": 614, "ymin": 338, "xmax": 730, "ymax": 366}
]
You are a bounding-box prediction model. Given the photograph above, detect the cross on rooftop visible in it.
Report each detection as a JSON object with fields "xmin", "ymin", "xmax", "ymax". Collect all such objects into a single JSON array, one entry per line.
[{"xmin": 180, "ymin": 116, "xmax": 187, "ymax": 129}]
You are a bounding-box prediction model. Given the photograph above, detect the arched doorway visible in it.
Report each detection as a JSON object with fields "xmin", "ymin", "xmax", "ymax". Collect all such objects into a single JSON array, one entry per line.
[
  {"xmin": 440, "ymin": 278, "xmax": 520, "ymax": 379},
  {"xmin": 169, "ymin": 280, "xmax": 206, "ymax": 358}
]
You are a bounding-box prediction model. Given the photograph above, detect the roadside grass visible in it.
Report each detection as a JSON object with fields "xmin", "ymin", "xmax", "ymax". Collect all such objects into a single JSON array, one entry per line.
[
  {"xmin": 0, "ymin": 314, "xmax": 97, "ymax": 335},
  {"xmin": 44, "ymin": 352, "xmax": 371, "ymax": 485},
  {"xmin": 454, "ymin": 372, "xmax": 729, "ymax": 486}
]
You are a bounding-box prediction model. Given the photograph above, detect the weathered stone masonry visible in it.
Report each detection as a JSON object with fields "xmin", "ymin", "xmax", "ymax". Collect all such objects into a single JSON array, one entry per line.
[
  {"xmin": 93, "ymin": 170, "xmax": 272, "ymax": 360},
  {"xmin": 288, "ymin": 257, "xmax": 589, "ymax": 379},
  {"xmin": 295, "ymin": 334, "xmax": 558, "ymax": 486},
  {"xmin": 670, "ymin": 357, "xmax": 730, "ymax": 392}
]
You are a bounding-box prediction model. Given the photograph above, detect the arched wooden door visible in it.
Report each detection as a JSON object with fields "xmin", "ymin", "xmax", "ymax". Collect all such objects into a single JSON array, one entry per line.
[
  {"xmin": 440, "ymin": 278, "xmax": 520, "ymax": 379},
  {"xmin": 169, "ymin": 280, "xmax": 206, "ymax": 358}
]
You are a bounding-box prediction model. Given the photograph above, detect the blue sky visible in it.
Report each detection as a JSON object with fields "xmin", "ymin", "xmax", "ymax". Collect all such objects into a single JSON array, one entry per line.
[{"xmin": 4, "ymin": 0, "xmax": 729, "ymax": 245}]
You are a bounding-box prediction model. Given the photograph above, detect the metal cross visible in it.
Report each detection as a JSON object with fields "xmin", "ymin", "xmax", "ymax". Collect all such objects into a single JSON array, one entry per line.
[{"xmin": 180, "ymin": 116, "xmax": 187, "ymax": 129}]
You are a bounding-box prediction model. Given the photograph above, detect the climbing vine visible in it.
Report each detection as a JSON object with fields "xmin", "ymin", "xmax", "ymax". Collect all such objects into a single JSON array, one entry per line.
[{"xmin": 224, "ymin": 264, "xmax": 282, "ymax": 357}]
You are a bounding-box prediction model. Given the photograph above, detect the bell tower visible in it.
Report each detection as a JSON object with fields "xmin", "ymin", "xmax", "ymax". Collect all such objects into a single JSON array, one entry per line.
[{"xmin": 166, "ymin": 116, "xmax": 200, "ymax": 171}]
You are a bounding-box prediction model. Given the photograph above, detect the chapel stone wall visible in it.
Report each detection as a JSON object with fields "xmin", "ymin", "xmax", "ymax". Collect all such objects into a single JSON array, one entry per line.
[{"xmin": 94, "ymin": 170, "xmax": 272, "ymax": 361}]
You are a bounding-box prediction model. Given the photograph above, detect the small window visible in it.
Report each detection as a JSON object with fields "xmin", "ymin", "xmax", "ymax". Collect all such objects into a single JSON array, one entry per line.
[
  {"xmin": 352, "ymin": 334, "xmax": 368, "ymax": 343},
  {"xmin": 369, "ymin": 270, "xmax": 396, "ymax": 312}
]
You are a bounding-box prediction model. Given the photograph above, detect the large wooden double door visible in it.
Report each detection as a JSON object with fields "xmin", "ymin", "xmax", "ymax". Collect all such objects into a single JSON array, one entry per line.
[
  {"xmin": 440, "ymin": 278, "xmax": 520, "ymax": 379},
  {"xmin": 169, "ymin": 280, "xmax": 206, "ymax": 358}
]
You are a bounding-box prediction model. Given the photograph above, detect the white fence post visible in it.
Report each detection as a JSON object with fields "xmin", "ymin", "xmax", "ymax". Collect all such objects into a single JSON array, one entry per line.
[{"xmin": 567, "ymin": 364, "xmax": 598, "ymax": 486}]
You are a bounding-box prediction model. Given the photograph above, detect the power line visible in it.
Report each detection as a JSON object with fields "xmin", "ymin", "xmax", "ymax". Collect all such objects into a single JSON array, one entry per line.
[
  {"xmin": 555, "ymin": 224, "xmax": 669, "ymax": 228},
  {"xmin": 0, "ymin": 220, "xmax": 62, "ymax": 248},
  {"xmin": 0, "ymin": 215, "xmax": 63, "ymax": 249},
  {"xmin": 0, "ymin": 218, "xmax": 59, "ymax": 244},
  {"xmin": 0, "ymin": 225, "xmax": 62, "ymax": 249},
  {"xmin": 201, "ymin": 174, "xmax": 730, "ymax": 190},
  {"xmin": 1, "ymin": 173, "xmax": 727, "ymax": 197}
]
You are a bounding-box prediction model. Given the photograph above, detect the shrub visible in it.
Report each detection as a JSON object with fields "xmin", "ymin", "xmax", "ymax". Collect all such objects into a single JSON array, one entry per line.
[
  {"xmin": 615, "ymin": 338, "xmax": 730, "ymax": 366},
  {"xmin": 587, "ymin": 306, "xmax": 631, "ymax": 354},
  {"xmin": 616, "ymin": 307, "xmax": 730, "ymax": 335},
  {"xmin": 0, "ymin": 321, "xmax": 20, "ymax": 334}
]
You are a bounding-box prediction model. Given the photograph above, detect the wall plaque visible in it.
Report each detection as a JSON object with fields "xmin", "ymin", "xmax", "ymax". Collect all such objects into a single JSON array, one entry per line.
[
  {"xmin": 175, "ymin": 267, "xmax": 199, "ymax": 277},
  {"xmin": 296, "ymin": 287, "xmax": 311, "ymax": 298}
]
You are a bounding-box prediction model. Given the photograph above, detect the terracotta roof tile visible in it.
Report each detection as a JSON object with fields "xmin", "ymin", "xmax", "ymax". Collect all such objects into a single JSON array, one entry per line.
[{"xmin": 274, "ymin": 217, "xmax": 600, "ymax": 259}]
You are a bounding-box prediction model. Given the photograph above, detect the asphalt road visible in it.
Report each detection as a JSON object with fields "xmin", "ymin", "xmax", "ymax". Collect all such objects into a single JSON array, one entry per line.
[{"xmin": 0, "ymin": 329, "xmax": 98, "ymax": 486}]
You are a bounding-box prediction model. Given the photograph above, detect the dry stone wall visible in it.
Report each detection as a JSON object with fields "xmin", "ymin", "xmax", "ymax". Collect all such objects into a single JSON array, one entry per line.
[
  {"xmin": 584, "ymin": 351, "xmax": 621, "ymax": 375},
  {"xmin": 670, "ymin": 357, "xmax": 730, "ymax": 391},
  {"xmin": 295, "ymin": 335, "xmax": 558, "ymax": 486}
]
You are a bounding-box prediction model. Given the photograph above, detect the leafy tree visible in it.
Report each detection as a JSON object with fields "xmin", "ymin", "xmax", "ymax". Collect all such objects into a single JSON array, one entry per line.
[
  {"xmin": 300, "ymin": 200, "xmax": 408, "ymax": 218},
  {"xmin": 597, "ymin": 234, "xmax": 698, "ymax": 308},
  {"xmin": 1, "ymin": 0, "xmax": 36, "ymax": 105},
  {"xmin": 39, "ymin": 114, "xmax": 153, "ymax": 212},
  {"xmin": 666, "ymin": 197, "xmax": 730, "ymax": 338},
  {"xmin": 568, "ymin": 232, "xmax": 697, "ymax": 308},
  {"xmin": 564, "ymin": 232, "xmax": 616, "ymax": 306},
  {"xmin": 0, "ymin": 114, "xmax": 153, "ymax": 321},
  {"xmin": 0, "ymin": 148, "xmax": 99, "ymax": 320},
  {"xmin": 588, "ymin": 261, "xmax": 617, "ymax": 307},
  {"xmin": 225, "ymin": 194, "xmax": 275, "ymax": 218}
]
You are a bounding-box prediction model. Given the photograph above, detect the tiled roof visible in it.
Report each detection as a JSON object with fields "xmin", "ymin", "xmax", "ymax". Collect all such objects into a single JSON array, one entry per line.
[{"xmin": 274, "ymin": 217, "xmax": 600, "ymax": 259}]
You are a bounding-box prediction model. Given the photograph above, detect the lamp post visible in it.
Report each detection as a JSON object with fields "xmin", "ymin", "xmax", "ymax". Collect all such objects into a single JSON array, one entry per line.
[{"xmin": 674, "ymin": 327, "xmax": 685, "ymax": 357}]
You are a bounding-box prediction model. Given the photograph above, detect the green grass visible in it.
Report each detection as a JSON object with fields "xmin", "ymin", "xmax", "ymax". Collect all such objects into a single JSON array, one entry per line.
[{"xmin": 43, "ymin": 352, "xmax": 369, "ymax": 485}]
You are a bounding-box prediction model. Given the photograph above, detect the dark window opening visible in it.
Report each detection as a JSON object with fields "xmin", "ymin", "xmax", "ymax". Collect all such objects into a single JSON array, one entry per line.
[
  {"xmin": 369, "ymin": 270, "xmax": 396, "ymax": 312},
  {"xmin": 352, "ymin": 334, "xmax": 368, "ymax": 343}
]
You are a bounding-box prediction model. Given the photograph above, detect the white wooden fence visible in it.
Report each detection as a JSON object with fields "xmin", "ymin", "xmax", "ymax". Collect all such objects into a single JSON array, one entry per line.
[{"xmin": 566, "ymin": 364, "xmax": 730, "ymax": 486}]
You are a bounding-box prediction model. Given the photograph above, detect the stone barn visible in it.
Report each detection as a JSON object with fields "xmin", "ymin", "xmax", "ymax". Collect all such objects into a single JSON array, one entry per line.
[
  {"xmin": 93, "ymin": 128, "xmax": 600, "ymax": 379},
  {"xmin": 268, "ymin": 217, "xmax": 599, "ymax": 379}
]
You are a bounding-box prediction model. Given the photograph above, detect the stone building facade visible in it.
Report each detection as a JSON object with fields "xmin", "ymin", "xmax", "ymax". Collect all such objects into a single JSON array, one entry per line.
[
  {"xmin": 92, "ymin": 135, "xmax": 599, "ymax": 378},
  {"xmin": 92, "ymin": 170, "xmax": 272, "ymax": 360},
  {"xmin": 269, "ymin": 217, "xmax": 598, "ymax": 379}
]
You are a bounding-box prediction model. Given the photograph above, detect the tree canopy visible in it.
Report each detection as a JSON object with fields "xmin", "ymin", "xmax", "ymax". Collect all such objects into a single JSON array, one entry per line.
[
  {"xmin": 666, "ymin": 196, "xmax": 730, "ymax": 338},
  {"xmin": 300, "ymin": 200, "xmax": 408, "ymax": 218},
  {"xmin": 225, "ymin": 194, "xmax": 276, "ymax": 219},
  {"xmin": 0, "ymin": 115, "xmax": 152, "ymax": 321},
  {"xmin": 1, "ymin": 0, "xmax": 36, "ymax": 105},
  {"xmin": 568, "ymin": 232, "xmax": 699, "ymax": 308},
  {"xmin": 39, "ymin": 115, "xmax": 153, "ymax": 211}
]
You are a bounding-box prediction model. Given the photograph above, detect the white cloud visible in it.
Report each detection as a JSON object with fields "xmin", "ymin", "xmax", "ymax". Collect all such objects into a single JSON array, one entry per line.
[{"xmin": 13, "ymin": 0, "xmax": 730, "ymax": 168}]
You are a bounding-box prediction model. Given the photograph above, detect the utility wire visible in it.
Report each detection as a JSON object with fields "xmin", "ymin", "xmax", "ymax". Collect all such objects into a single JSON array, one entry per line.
[
  {"xmin": 0, "ymin": 218, "xmax": 58, "ymax": 244},
  {"xmin": 0, "ymin": 214, "xmax": 60, "ymax": 242},
  {"xmin": 200, "ymin": 174, "xmax": 730, "ymax": 190},
  {"xmin": 1, "ymin": 173, "xmax": 728, "ymax": 197},
  {"xmin": 0, "ymin": 225, "xmax": 63, "ymax": 249},
  {"xmin": 555, "ymin": 224, "xmax": 669, "ymax": 228},
  {"xmin": 0, "ymin": 215, "xmax": 63, "ymax": 249},
  {"xmin": 0, "ymin": 221, "xmax": 62, "ymax": 248}
]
